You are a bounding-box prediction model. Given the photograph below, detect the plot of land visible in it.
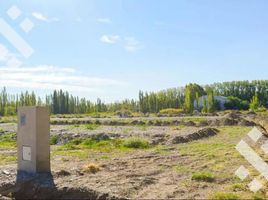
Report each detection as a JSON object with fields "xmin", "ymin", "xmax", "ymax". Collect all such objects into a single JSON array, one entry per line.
[{"xmin": 0, "ymin": 112, "xmax": 267, "ymax": 199}]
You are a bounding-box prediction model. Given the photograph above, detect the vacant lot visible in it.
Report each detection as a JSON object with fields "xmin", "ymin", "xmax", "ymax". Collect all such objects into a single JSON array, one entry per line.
[{"xmin": 0, "ymin": 112, "xmax": 267, "ymax": 199}]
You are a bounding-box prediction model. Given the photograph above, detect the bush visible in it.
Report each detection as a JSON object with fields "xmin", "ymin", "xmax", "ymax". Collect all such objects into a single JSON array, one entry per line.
[
  {"xmin": 123, "ymin": 137, "xmax": 150, "ymax": 149},
  {"xmin": 159, "ymin": 108, "xmax": 184, "ymax": 116},
  {"xmin": 50, "ymin": 135, "xmax": 60, "ymax": 145},
  {"xmin": 116, "ymin": 109, "xmax": 133, "ymax": 118},
  {"xmin": 210, "ymin": 192, "xmax": 239, "ymax": 200},
  {"xmin": 0, "ymin": 133, "xmax": 16, "ymax": 148},
  {"xmin": 191, "ymin": 172, "xmax": 215, "ymax": 182},
  {"xmin": 62, "ymin": 138, "xmax": 83, "ymax": 150},
  {"xmin": 224, "ymin": 96, "xmax": 249, "ymax": 110},
  {"xmin": 258, "ymin": 106, "xmax": 266, "ymax": 112},
  {"xmin": 70, "ymin": 138, "xmax": 82, "ymax": 145},
  {"xmin": 82, "ymin": 163, "xmax": 100, "ymax": 173}
]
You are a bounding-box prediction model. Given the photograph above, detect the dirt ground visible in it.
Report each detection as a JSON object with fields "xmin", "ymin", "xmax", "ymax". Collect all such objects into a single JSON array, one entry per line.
[{"xmin": 0, "ymin": 112, "xmax": 268, "ymax": 199}]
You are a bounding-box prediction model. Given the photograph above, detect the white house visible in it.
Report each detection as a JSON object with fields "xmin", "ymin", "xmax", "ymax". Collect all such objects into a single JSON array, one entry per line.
[{"xmin": 194, "ymin": 95, "xmax": 227, "ymax": 111}]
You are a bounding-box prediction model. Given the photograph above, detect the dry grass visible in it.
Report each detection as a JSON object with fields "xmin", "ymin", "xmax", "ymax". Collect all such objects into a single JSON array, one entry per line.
[{"xmin": 82, "ymin": 163, "xmax": 100, "ymax": 174}]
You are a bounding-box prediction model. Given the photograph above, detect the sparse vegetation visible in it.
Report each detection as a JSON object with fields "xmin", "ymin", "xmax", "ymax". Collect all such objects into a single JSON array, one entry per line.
[
  {"xmin": 231, "ymin": 183, "xmax": 247, "ymax": 191},
  {"xmin": 82, "ymin": 163, "xmax": 100, "ymax": 173},
  {"xmin": 191, "ymin": 172, "xmax": 215, "ymax": 182},
  {"xmin": 159, "ymin": 108, "xmax": 184, "ymax": 116},
  {"xmin": 84, "ymin": 124, "xmax": 100, "ymax": 130},
  {"xmin": 50, "ymin": 135, "xmax": 60, "ymax": 145},
  {"xmin": 0, "ymin": 105, "xmax": 267, "ymax": 199},
  {"xmin": 252, "ymin": 193, "xmax": 266, "ymax": 200},
  {"xmin": 59, "ymin": 137, "xmax": 151, "ymax": 152},
  {"xmin": 0, "ymin": 133, "xmax": 16, "ymax": 148},
  {"xmin": 123, "ymin": 137, "xmax": 150, "ymax": 149},
  {"xmin": 0, "ymin": 154, "xmax": 16, "ymax": 165},
  {"xmin": 210, "ymin": 192, "xmax": 240, "ymax": 200}
]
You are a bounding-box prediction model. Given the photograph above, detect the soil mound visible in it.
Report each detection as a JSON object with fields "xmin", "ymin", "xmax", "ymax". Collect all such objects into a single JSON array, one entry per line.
[
  {"xmin": 221, "ymin": 118, "xmax": 238, "ymax": 126},
  {"xmin": 224, "ymin": 111, "xmax": 241, "ymax": 119},
  {"xmin": 238, "ymin": 119, "xmax": 256, "ymax": 126},
  {"xmin": 183, "ymin": 121, "xmax": 196, "ymax": 126},
  {"xmin": 171, "ymin": 128, "xmax": 219, "ymax": 144}
]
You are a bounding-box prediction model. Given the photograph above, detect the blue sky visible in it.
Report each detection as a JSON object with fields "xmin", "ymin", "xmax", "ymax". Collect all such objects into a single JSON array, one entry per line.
[{"xmin": 0, "ymin": 0, "xmax": 268, "ymax": 102}]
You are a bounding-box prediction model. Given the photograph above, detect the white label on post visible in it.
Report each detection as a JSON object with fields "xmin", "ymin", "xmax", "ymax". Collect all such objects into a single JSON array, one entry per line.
[{"xmin": 22, "ymin": 146, "xmax": 31, "ymax": 161}]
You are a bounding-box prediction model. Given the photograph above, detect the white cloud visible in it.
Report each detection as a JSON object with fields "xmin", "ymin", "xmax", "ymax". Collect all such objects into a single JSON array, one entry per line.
[
  {"xmin": 124, "ymin": 37, "xmax": 143, "ymax": 52},
  {"xmin": 97, "ymin": 18, "xmax": 112, "ymax": 24},
  {"xmin": 32, "ymin": 12, "xmax": 59, "ymax": 22},
  {"xmin": 100, "ymin": 35, "xmax": 120, "ymax": 44},
  {"xmin": 99, "ymin": 34, "xmax": 143, "ymax": 52},
  {"xmin": 0, "ymin": 65, "xmax": 125, "ymax": 92},
  {"xmin": 0, "ymin": 43, "xmax": 126, "ymax": 95}
]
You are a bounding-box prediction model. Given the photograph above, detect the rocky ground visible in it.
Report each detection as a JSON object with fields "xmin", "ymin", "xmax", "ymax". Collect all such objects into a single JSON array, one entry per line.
[{"xmin": 0, "ymin": 111, "xmax": 267, "ymax": 199}]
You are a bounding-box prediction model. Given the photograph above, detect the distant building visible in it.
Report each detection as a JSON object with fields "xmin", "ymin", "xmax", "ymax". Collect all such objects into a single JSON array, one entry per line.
[{"xmin": 194, "ymin": 95, "xmax": 227, "ymax": 111}]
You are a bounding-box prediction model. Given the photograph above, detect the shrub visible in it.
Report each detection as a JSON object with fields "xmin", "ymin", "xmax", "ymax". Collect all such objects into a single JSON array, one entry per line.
[
  {"xmin": 116, "ymin": 109, "xmax": 133, "ymax": 118},
  {"xmin": 224, "ymin": 96, "xmax": 249, "ymax": 110},
  {"xmin": 191, "ymin": 172, "xmax": 215, "ymax": 182},
  {"xmin": 82, "ymin": 163, "xmax": 100, "ymax": 173},
  {"xmin": 258, "ymin": 106, "xmax": 266, "ymax": 112},
  {"xmin": 210, "ymin": 192, "xmax": 239, "ymax": 200},
  {"xmin": 231, "ymin": 183, "xmax": 246, "ymax": 191},
  {"xmin": 123, "ymin": 137, "xmax": 150, "ymax": 149},
  {"xmin": 70, "ymin": 138, "xmax": 82, "ymax": 145},
  {"xmin": 62, "ymin": 138, "xmax": 83, "ymax": 150},
  {"xmin": 50, "ymin": 135, "xmax": 60, "ymax": 145},
  {"xmin": 159, "ymin": 108, "xmax": 184, "ymax": 116},
  {"xmin": 250, "ymin": 94, "xmax": 260, "ymax": 111}
]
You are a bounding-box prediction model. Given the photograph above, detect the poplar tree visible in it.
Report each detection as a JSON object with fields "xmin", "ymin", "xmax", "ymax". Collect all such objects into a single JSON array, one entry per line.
[{"xmin": 250, "ymin": 93, "xmax": 259, "ymax": 111}]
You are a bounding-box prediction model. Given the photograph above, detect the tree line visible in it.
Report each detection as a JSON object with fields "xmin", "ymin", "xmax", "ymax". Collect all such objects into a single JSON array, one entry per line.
[{"xmin": 0, "ymin": 80, "xmax": 267, "ymax": 116}]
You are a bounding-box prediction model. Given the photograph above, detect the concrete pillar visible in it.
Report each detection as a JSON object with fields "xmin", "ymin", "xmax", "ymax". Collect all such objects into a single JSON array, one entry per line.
[{"xmin": 17, "ymin": 106, "xmax": 50, "ymax": 174}]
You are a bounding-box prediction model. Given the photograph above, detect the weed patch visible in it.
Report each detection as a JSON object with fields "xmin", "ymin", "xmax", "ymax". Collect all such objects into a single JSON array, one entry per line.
[
  {"xmin": 0, "ymin": 133, "xmax": 16, "ymax": 148},
  {"xmin": 210, "ymin": 192, "xmax": 239, "ymax": 200},
  {"xmin": 84, "ymin": 124, "xmax": 100, "ymax": 130},
  {"xmin": 0, "ymin": 154, "xmax": 16, "ymax": 165},
  {"xmin": 123, "ymin": 137, "xmax": 150, "ymax": 149},
  {"xmin": 50, "ymin": 135, "xmax": 60, "ymax": 145},
  {"xmin": 82, "ymin": 163, "xmax": 100, "ymax": 173},
  {"xmin": 192, "ymin": 172, "xmax": 215, "ymax": 182}
]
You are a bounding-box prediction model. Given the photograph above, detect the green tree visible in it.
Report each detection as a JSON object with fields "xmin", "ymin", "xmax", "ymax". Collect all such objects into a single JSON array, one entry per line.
[
  {"xmin": 195, "ymin": 92, "xmax": 200, "ymax": 110},
  {"xmin": 184, "ymin": 85, "xmax": 194, "ymax": 113},
  {"xmin": 184, "ymin": 84, "xmax": 206, "ymax": 113},
  {"xmin": 202, "ymin": 97, "xmax": 207, "ymax": 113},
  {"xmin": 207, "ymin": 90, "xmax": 215, "ymax": 113},
  {"xmin": 250, "ymin": 93, "xmax": 259, "ymax": 111}
]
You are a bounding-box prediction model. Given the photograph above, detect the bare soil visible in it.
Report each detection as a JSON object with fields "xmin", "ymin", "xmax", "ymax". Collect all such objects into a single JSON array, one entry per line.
[{"xmin": 0, "ymin": 112, "xmax": 266, "ymax": 199}]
